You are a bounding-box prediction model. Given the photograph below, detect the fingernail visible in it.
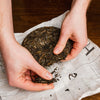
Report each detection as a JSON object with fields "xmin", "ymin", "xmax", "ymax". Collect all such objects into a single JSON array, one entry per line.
[
  {"xmin": 54, "ymin": 48, "xmax": 60, "ymax": 54},
  {"xmin": 65, "ymin": 57, "xmax": 68, "ymax": 61},
  {"xmin": 45, "ymin": 73, "xmax": 52, "ymax": 80}
]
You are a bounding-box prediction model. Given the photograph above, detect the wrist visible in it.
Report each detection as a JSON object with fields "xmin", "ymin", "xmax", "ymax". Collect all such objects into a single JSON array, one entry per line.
[
  {"xmin": 70, "ymin": 7, "xmax": 86, "ymax": 17},
  {"xmin": 0, "ymin": 32, "xmax": 17, "ymax": 52},
  {"xmin": 71, "ymin": 0, "xmax": 91, "ymax": 16}
]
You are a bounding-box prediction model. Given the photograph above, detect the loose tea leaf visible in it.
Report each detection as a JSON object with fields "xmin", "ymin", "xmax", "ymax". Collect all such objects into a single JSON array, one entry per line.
[{"xmin": 22, "ymin": 26, "xmax": 73, "ymax": 84}]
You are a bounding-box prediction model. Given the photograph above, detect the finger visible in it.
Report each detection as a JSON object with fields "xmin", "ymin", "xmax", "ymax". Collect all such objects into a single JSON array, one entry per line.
[
  {"xmin": 65, "ymin": 42, "xmax": 83, "ymax": 61},
  {"xmin": 53, "ymin": 29, "xmax": 70, "ymax": 55},
  {"xmin": 16, "ymin": 79, "xmax": 54, "ymax": 91},
  {"xmin": 29, "ymin": 59, "xmax": 53, "ymax": 80}
]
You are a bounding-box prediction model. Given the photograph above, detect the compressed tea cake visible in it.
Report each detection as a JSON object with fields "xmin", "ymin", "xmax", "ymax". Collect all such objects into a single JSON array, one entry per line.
[
  {"xmin": 22, "ymin": 26, "xmax": 73, "ymax": 84},
  {"xmin": 22, "ymin": 27, "xmax": 73, "ymax": 67}
]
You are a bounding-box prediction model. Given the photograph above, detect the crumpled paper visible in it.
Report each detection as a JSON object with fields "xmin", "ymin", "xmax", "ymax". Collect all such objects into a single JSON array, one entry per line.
[{"xmin": 0, "ymin": 11, "xmax": 100, "ymax": 100}]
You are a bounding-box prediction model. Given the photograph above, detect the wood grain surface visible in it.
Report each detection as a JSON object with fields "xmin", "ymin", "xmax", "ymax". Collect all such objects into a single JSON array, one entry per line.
[{"xmin": 12, "ymin": 0, "xmax": 100, "ymax": 99}]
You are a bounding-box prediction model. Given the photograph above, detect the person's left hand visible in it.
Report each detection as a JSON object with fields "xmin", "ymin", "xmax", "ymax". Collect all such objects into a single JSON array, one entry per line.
[{"xmin": 53, "ymin": 11, "xmax": 88, "ymax": 61}]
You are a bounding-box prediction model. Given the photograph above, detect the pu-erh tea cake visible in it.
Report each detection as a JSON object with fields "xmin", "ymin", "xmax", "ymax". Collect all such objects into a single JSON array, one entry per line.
[{"xmin": 22, "ymin": 26, "xmax": 73, "ymax": 84}]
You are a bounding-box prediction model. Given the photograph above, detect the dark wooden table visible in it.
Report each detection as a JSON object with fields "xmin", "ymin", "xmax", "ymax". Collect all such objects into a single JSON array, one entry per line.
[{"xmin": 12, "ymin": 0, "xmax": 100, "ymax": 99}]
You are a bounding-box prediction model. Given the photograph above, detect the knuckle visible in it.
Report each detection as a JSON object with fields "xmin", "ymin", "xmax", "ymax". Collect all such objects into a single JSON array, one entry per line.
[
  {"xmin": 8, "ymin": 79, "xmax": 15, "ymax": 87},
  {"xmin": 72, "ymin": 55, "xmax": 76, "ymax": 58},
  {"xmin": 40, "ymin": 84, "xmax": 48, "ymax": 90},
  {"xmin": 68, "ymin": 53, "xmax": 76, "ymax": 60},
  {"xmin": 70, "ymin": 54, "xmax": 76, "ymax": 59}
]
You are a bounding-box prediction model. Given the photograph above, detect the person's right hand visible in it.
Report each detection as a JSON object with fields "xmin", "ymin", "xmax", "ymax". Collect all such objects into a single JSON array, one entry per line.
[{"xmin": 0, "ymin": 40, "xmax": 54, "ymax": 91}]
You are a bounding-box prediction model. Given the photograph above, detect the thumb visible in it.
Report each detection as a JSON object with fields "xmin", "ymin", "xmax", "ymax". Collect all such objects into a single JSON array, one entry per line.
[
  {"xmin": 53, "ymin": 29, "xmax": 70, "ymax": 55},
  {"xmin": 29, "ymin": 58, "xmax": 53, "ymax": 80}
]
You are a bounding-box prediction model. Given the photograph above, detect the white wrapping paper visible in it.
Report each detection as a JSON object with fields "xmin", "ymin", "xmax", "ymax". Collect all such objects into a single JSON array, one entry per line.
[{"xmin": 0, "ymin": 11, "xmax": 100, "ymax": 100}]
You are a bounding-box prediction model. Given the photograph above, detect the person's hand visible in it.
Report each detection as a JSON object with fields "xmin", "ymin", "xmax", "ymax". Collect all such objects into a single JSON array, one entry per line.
[
  {"xmin": 1, "ymin": 40, "xmax": 54, "ymax": 91},
  {"xmin": 53, "ymin": 11, "xmax": 88, "ymax": 61}
]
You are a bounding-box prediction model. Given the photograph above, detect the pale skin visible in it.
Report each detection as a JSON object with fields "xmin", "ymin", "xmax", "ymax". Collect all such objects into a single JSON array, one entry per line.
[{"xmin": 0, "ymin": 0, "xmax": 91, "ymax": 91}]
